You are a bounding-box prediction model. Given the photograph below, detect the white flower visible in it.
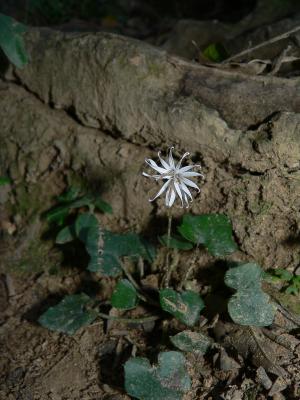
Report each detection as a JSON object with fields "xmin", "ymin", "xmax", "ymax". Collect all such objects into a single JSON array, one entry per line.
[{"xmin": 143, "ymin": 147, "xmax": 204, "ymax": 208}]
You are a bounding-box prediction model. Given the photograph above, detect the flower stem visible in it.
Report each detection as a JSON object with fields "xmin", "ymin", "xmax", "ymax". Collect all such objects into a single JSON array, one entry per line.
[{"xmin": 163, "ymin": 210, "xmax": 173, "ymax": 287}]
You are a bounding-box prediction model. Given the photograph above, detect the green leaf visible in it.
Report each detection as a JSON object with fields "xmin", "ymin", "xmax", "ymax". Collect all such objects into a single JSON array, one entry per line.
[
  {"xmin": 159, "ymin": 235, "xmax": 193, "ymax": 250},
  {"xmin": 170, "ymin": 330, "xmax": 212, "ymax": 354},
  {"xmin": 178, "ymin": 214, "xmax": 237, "ymax": 256},
  {"xmin": 0, "ymin": 176, "xmax": 11, "ymax": 186},
  {"xmin": 111, "ymin": 279, "xmax": 138, "ymax": 310},
  {"xmin": 56, "ymin": 224, "xmax": 76, "ymax": 244},
  {"xmin": 45, "ymin": 204, "xmax": 70, "ymax": 225},
  {"xmin": 202, "ymin": 43, "xmax": 228, "ymax": 63},
  {"xmin": 273, "ymin": 268, "xmax": 293, "ymax": 282},
  {"xmin": 74, "ymin": 213, "xmax": 155, "ymax": 276},
  {"xmin": 159, "ymin": 289, "xmax": 204, "ymax": 327},
  {"xmin": 0, "ymin": 13, "xmax": 28, "ymax": 68},
  {"xmin": 228, "ymin": 288, "xmax": 276, "ymax": 326},
  {"xmin": 94, "ymin": 198, "xmax": 112, "ymax": 214},
  {"xmin": 90, "ymin": 231, "xmax": 155, "ymax": 275},
  {"xmin": 38, "ymin": 293, "xmax": 98, "ymax": 335},
  {"xmin": 124, "ymin": 351, "xmax": 191, "ymax": 400},
  {"xmin": 57, "ymin": 186, "xmax": 81, "ymax": 203},
  {"xmin": 225, "ymin": 263, "xmax": 263, "ymax": 291},
  {"xmin": 225, "ymin": 263, "xmax": 276, "ymax": 326},
  {"xmin": 75, "ymin": 212, "xmax": 99, "ymax": 238}
]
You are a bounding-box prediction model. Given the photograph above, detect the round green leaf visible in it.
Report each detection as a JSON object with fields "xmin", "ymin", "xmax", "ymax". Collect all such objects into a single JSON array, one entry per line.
[
  {"xmin": 38, "ymin": 293, "xmax": 98, "ymax": 335},
  {"xmin": 111, "ymin": 279, "xmax": 138, "ymax": 310},
  {"xmin": 178, "ymin": 214, "xmax": 237, "ymax": 256},
  {"xmin": 225, "ymin": 263, "xmax": 263, "ymax": 291},
  {"xmin": 228, "ymin": 288, "xmax": 276, "ymax": 327},
  {"xmin": 159, "ymin": 289, "xmax": 204, "ymax": 327},
  {"xmin": 124, "ymin": 351, "xmax": 191, "ymax": 400}
]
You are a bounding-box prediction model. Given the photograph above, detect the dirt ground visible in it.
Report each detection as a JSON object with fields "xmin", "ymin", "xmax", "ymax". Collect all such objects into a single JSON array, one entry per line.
[{"xmin": 2, "ymin": 1, "xmax": 300, "ymax": 399}]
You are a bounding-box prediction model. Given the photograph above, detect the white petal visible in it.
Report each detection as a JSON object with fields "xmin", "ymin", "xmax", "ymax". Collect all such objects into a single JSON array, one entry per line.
[
  {"xmin": 145, "ymin": 159, "xmax": 168, "ymax": 174},
  {"xmin": 175, "ymin": 152, "xmax": 190, "ymax": 170},
  {"xmin": 168, "ymin": 147, "xmax": 175, "ymax": 168},
  {"xmin": 180, "ymin": 171, "xmax": 204, "ymax": 178},
  {"xmin": 149, "ymin": 179, "xmax": 171, "ymax": 202},
  {"xmin": 142, "ymin": 172, "xmax": 161, "ymax": 179},
  {"xmin": 179, "ymin": 181, "xmax": 193, "ymax": 201},
  {"xmin": 174, "ymin": 181, "xmax": 184, "ymax": 207},
  {"xmin": 165, "ymin": 187, "xmax": 171, "ymax": 206},
  {"xmin": 183, "ymin": 193, "xmax": 190, "ymax": 208},
  {"xmin": 158, "ymin": 151, "xmax": 171, "ymax": 170},
  {"xmin": 181, "ymin": 177, "xmax": 201, "ymax": 192},
  {"xmin": 143, "ymin": 172, "xmax": 172, "ymax": 180},
  {"xmin": 166, "ymin": 188, "xmax": 176, "ymax": 207},
  {"xmin": 179, "ymin": 165, "xmax": 201, "ymax": 173}
]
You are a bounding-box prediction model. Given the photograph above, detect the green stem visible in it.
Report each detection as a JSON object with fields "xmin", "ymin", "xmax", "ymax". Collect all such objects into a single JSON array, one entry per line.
[{"xmin": 163, "ymin": 210, "xmax": 173, "ymax": 287}]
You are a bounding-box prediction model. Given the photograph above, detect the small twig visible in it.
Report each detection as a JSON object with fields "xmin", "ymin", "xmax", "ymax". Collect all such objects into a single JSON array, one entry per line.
[
  {"xmin": 164, "ymin": 249, "xmax": 180, "ymax": 288},
  {"xmin": 178, "ymin": 246, "xmax": 200, "ymax": 290},
  {"xmin": 119, "ymin": 260, "xmax": 149, "ymax": 303},
  {"xmin": 224, "ymin": 26, "xmax": 300, "ymax": 63},
  {"xmin": 138, "ymin": 256, "xmax": 144, "ymax": 278},
  {"xmin": 120, "ymin": 259, "xmax": 160, "ymax": 307}
]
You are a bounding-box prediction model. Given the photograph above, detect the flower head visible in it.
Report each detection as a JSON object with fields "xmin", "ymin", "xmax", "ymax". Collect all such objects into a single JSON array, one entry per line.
[{"xmin": 143, "ymin": 147, "xmax": 204, "ymax": 208}]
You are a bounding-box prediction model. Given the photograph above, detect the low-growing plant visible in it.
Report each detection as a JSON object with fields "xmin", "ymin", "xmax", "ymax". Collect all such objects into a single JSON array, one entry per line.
[
  {"xmin": 0, "ymin": 13, "xmax": 29, "ymax": 68},
  {"xmin": 266, "ymin": 268, "xmax": 300, "ymax": 295},
  {"xmin": 38, "ymin": 148, "xmax": 281, "ymax": 399}
]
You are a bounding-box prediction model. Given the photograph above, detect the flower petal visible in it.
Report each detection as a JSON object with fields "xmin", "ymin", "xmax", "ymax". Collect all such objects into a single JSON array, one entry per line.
[
  {"xmin": 180, "ymin": 171, "xmax": 204, "ymax": 178},
  {"xmin": 158, "ymin": 151, "xmax": 171, "ymax": 170},
  {"xmin": 179, "ymin": 181, "xmax": 193, "ymax": 201},
  {"xmin": 143, "ymin": 172, "xmax": 172, "ymax": 180},
  {"xmin": 183, "ymin": 193, "xmax": 190, "ymax": 208},
  {"xmin": 145, "ymin": 159, "xmax": 168, "ymax": 174},
  {"xmin": 181, "ymin": 177, "xmax": 201, "ymax": 192},
  {"xmin": 168, "ymin": 147, "xmax": 175, "ymax": 168},
  {"xmin": 176, "ymin": 152, "xmax": 190, "ymax": 170},
  {"xmin": 174, "ymin": 181, "xmax": 184, "ymax": 207},
  {"xmin": 149, "ymin": 179, "xmax": 171, "ymax": 202},
  {"xmin": 179, "ymin": 165, "xmax": 201, "ymax": 173},
  {"xmin": 168, "ymin": 189, "xmax": 176, "ymax": 207}
]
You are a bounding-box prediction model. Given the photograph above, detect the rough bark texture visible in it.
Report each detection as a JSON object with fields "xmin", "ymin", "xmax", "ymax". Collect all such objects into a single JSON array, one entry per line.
[{"xmin": 1, "ymin": 28, "xmax": 300, "ymax": 270}]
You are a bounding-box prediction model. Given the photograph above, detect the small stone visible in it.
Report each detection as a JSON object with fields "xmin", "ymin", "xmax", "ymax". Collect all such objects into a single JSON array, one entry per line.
[
  {"xmin": 256, "ymin": 366, "xmax": 272, "ymax": 390},
  {"xmin": 269, "ymin": 377, "xmax": 288, "ymax": 397},
  {"xmin": 219, "ymin": 349, "xmax": 240, "ymax": 371}
]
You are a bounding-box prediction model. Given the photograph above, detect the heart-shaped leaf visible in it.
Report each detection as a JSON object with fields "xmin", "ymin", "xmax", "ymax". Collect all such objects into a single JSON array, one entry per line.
[
  {"xmin": 225, "ymin": 262, "xmax": 263, "ymax": 291},
  {"xmin": 75, "ymin": 213, "xmax": 155, "ymax": 276},
  {"xmin": 0, "ymin": 13, "xmax": 28, "ymax": 68},
  {"xmin": 225, "ymin": 263, "xmax": 276, "ymax": 326},
  {"xmin": 170, "ymin": 330, "xmax": 212, "ymax": 354},
  {"xmin": 111, "ymin": 279, "xmax": 138, "ymax": 310},
  {"xmin": 38, "ymin": 293, "xmax": 98, "ymax": 335},
  {"xmin": 178, "ymin": 214, "xmax": 237, "ymax": 256},
  {"xmin": 228, "ymin": 288, "xmax": 276, "ymax": 326},
  {"xmin": 124, "ymin": 351, "xmax": 191, "ymax": 400},
  {"xmin": 160, "ymin": 289, "xmax": 204, "ymax": 327},
  {"xmin": 92, "ymin": 231, "xmax": 155, "ymax": 275}
]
